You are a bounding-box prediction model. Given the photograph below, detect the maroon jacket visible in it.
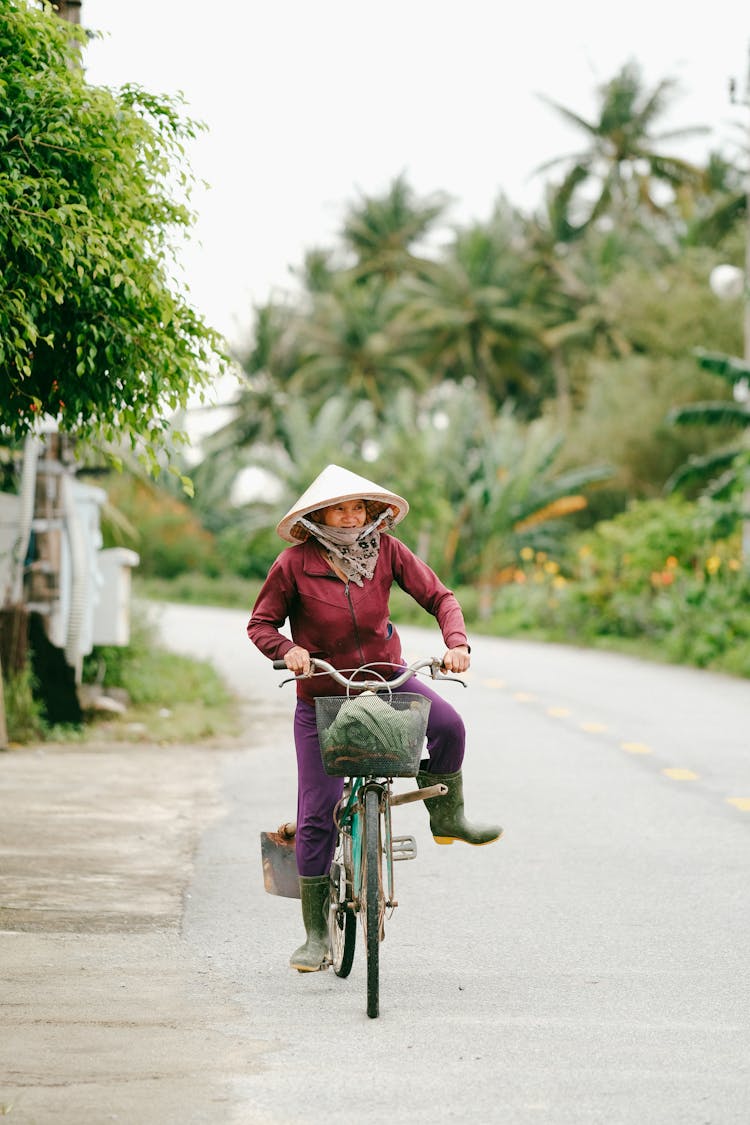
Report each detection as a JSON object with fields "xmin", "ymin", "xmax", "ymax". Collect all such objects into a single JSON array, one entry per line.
[{"xmin": 246, "ymin": 534, "xmax": 469, "ymax": 704}]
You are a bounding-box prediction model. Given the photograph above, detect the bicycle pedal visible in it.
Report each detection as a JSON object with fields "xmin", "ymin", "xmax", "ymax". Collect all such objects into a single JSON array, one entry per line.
[{"xmin": 391, "ymin": 834, "xmax": 417, "ymax": 861}]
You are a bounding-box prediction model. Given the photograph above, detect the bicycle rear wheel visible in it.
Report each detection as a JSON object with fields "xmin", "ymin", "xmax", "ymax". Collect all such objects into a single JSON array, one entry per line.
[
  {"xmin": 363, "ymin": 786, "xmax": 383, "ymax": 1019},
  {"xmin": 329, "ymin": 835, "xmax": 356, "ymax": 978}
]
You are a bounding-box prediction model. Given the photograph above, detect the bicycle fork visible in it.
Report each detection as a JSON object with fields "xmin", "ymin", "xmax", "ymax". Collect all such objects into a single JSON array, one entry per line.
[{"xmin": 337, "ymin": 778, "xmax": 448, "ymax": 917}]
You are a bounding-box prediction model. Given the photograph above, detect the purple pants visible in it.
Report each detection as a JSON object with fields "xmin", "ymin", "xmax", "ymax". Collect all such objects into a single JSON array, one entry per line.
[{"xmin": 293, "ymin": 676, "xmax": 465, "ymax": 876}]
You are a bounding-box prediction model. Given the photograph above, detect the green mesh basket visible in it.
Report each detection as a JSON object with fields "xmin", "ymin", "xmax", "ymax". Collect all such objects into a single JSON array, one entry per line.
[{"xmin": 315, "ymin": 692, "xmax": 431, "ymax": 777}]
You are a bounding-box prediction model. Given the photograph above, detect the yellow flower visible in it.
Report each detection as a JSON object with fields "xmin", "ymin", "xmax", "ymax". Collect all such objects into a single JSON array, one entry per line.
[
  {"xmin": 729, "ymin": 559, "xmax": 741, "ymax": 572},
  {"xmin": 578, "ymin": 545, "xmax": 592, "ymax": 558},
  {"xmin": 519, "ymin": 546, "xmax": 534, "ymax": 562},
  {"xmin": 552, "ymin": 575, "xmax": 567, "ymax": 589},
  {"xmin": 665, "ymin": 556, "xmax": 679, "ymax": 570},
  {"xmin": 706, "ymin": 556, "xmax": 721, "ymax": 575},
  {"xmin": 535, "ymin": 551, "xmax": 548, "ymax": 564},
  {"xmin": 544, "ymin": 560, "xmax": 560, "ymax": 575}
]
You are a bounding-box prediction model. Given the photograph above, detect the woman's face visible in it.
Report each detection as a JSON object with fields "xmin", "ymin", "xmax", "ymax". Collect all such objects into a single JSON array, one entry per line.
[{"xmin": 320, "ymin": 499, "xmax": 368, "ymax": 529}]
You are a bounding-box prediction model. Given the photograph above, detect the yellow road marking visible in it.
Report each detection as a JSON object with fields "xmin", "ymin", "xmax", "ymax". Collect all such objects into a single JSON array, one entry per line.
[
  {"xmin": 580, "ymin": 722, "xmax": 608, "ymax": 733},
  {"xmin": 662, "ymin": 768, "xmax": 699, "ymax": 781},
  {"xmin": 727, "ymin": 798, "xmax": 750, "ymax": 811},
  {"xmin": 547, "ymin": 706, "xmax": 571, "ymax": 717},
  {"xmin": 513, "ymin": 692, "xmax": 535, "ymax": 702},
  {"xmin": 621, "ymin": 741, "xmax": 653, "ymax": 754}
]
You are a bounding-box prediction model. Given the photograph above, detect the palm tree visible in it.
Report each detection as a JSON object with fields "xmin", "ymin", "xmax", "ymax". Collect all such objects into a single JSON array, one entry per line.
[
  {"xmin": 537, "ymin": 61, "xmax": 708, "ymax": 236},
  {"xmin": 394, "ymin": 206, "xmax": 549, "ymax": 413},
  {"xmin": 190, "ymin": 391, "xmax": 378, "ymax": 538},
  {"xmin": 341, "ymin": 173, "xmax": 450, "ymax": 284},
  {"xmin": 364, "ymin": 384, "xmax": 611, "ymax": 598},
  {"xmin": 518, "ymin": 194, "xmax": 637, "ymax": 422},
  {"xmin": 365, "ymin": 383, "xmax": 490, "ymax": 566},
  {"xmin": 291, "ymin": 276, "xmax": 429, "ymax": 415}
]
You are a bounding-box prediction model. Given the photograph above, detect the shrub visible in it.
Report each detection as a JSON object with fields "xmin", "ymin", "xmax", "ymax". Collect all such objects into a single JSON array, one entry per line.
[
  {"xmin": 475, "ymin": 496, "xmax": 750, "ymax": 677},
  {"xmin": 101, "ymin": 472, "xmax": 223, "ymax": 579},
  {"xmin": 3, "ymin": 662, "xmax": 46, "ymax": 743}
]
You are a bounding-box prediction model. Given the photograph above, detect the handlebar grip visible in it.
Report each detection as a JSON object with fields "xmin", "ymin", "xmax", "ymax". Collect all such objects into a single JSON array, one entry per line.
[{"xmin": 272, "ymin": 659, "xmax": 287, "ymax": 670}]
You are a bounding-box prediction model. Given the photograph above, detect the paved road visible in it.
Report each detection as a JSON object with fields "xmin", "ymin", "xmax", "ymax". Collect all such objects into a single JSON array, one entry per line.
[{"xmin": 154, "ymin": 602, "xmax": 750, "ymax": 1125}]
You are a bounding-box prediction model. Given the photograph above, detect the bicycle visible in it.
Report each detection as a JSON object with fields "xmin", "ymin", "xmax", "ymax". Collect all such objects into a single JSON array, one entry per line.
[{"xmin": 273, "ymin": 656, "xmax": 465, "ymax": 1019}]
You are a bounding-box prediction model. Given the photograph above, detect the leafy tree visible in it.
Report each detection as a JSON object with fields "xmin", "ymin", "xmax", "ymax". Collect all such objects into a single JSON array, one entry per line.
[
  {"xmin": 101, "ymin": 470, "xmax": 222, "ymax": 579},
  {"xmin": 0, "ymin": 1, "xmax": 226, "ymax": 460},
  {"xmin": 561, "ymin": 253, "xmax": 743, "ymax": 504}
]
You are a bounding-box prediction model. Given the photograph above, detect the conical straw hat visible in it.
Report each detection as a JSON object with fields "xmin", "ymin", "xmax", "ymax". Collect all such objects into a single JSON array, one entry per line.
[{"xmin": 276, "ymin": 464, "xmax": 409, "ymax": 542}]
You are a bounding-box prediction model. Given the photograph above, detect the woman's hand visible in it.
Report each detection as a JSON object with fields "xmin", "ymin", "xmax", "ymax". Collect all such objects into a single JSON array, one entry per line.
[
  {"xmin": 284, "ymin": 646, "xmax": 312, "ymax": 675},
  {"xmin": 441, "ymin": 646, "xmax": 470, "ymax": 674}
]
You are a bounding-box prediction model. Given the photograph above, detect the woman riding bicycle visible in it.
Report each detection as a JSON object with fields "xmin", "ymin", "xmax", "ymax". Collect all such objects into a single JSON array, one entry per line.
[{"xmin": 246, "ymin": 464, "xmax": 502, "ymax": 972}]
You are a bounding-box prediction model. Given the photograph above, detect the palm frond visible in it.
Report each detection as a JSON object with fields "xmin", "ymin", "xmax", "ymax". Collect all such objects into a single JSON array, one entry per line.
[
  {"xmin": 664, "ymin": 447, "xmax": 743, "ymax": 492},
  {"xmin": 668, "ymin": 401, "xmax": 750, "ymax": 428},
  {"xmin": 693, "ymin": 348, "xmax": 750, "ymax": 387}
]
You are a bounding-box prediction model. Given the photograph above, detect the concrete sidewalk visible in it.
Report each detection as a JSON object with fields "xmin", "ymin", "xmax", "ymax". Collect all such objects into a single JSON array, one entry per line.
[{"xmin": 0, "ymin": 736, "xmax": 263, "ymax": 1124}]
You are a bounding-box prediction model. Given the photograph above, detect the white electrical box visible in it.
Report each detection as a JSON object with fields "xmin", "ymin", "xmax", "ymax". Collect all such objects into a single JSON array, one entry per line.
[{"xmin": 92, "ymin": 547, "xmax": 140, "ymax": 646}]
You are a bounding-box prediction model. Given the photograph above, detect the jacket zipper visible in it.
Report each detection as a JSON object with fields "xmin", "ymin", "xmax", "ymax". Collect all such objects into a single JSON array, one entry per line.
[{"xmin": 344, "ymin": 583, "xmax": 365, "ymax": 665}]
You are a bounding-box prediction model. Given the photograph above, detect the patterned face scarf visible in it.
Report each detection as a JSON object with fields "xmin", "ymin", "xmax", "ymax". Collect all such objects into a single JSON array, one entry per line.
[{"xmin": 298, "ymin": 507, "xmax": 394, "ymax": 586}]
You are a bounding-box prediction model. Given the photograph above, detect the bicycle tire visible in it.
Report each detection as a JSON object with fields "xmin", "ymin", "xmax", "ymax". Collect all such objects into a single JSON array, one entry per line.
[
  {"xmin": 329, "ymin": 843, "xmax": 356, "ymax": 978},
  {"xmin": 363, "ymin": 786, "xmax": 382, "ymax": 1018}
]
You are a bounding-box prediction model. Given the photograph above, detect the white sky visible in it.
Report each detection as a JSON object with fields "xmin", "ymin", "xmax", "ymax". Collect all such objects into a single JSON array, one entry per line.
[{"xmin": 82, "ymin": 0, "xmax": 749, "ymax": 359}]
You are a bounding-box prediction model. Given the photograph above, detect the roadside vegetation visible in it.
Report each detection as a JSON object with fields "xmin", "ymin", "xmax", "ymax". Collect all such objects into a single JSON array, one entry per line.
[
  {"xmin": 4, "ymin": 608, "xmax": 240, "ymax": 746},
  {"xmin": 128, "ymin": 489, "xmax": 750, "ymax": 681},
  {"xmin": 2, "ymin": 13, "xmax": 749, "ymax": 742},
  {"xmin": 105, "ymin": 64, "xmax": 748, "ymax": 685}
]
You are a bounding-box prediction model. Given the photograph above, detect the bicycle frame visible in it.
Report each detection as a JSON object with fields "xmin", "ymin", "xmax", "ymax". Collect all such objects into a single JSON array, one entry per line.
[
  {"xmin": 273, "ymin": 655, "xmax": 463, "ymax": 1019},
  {"xmin": 336, "ymin": 777, "xmax": 394, "ymax": 913}
]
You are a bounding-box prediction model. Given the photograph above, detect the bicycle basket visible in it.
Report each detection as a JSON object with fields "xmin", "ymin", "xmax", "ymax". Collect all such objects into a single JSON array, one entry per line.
[{"xmin": 315, "ymin": 692, "xmax": 431, "ymax": 777}]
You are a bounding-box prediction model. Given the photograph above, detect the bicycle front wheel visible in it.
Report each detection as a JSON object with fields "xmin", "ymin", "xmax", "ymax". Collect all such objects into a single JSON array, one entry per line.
[
  {"xmin": 329, "ymin": 835, "xmax": 356, "ymax": 978},
  {"xmin": 363, "ymin": 786, "xmax": 383, "ymax": 1019}
]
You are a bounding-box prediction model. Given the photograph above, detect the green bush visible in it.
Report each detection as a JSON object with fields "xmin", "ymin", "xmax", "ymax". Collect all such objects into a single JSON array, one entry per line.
[
  {"xmin": 474, "ymin": 496, "xmax": 750, "ymax": 677},
  {"xmin": 83, "ymin": 609, "xmax": 233, "ymax": 709},
  {"xmin": 101, "ymin": 472, "xmax": 223, "ymax": 580},
  {"xmin": 80, "ymin": 606, "xmax": 241, "ymax": 744},
  {"xmin": 216, "ymin": 524, "xmax": 282, "ymax": 581},
  {"xmin": 3, "ymin": 662, "xmax": 47, "ymax": 743},
  {"xmin": 126, "ymin": 494, "xmax": 750, "ymax": 680}
]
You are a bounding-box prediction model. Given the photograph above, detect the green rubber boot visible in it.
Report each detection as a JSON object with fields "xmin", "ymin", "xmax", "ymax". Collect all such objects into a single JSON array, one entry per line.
[
  {"xmin": 290, "ymin": 875, "xmax": 330, "ymax": 972},
  {"xmin": 417, "ymin": 768, "xmax": 503, "ymax": 846}
]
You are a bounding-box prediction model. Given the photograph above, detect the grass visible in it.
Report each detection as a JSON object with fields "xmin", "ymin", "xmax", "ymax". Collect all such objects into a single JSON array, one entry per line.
[
  {"xmin": 134, "ymin": 573, "xmax": 259, "ymax": 610},
  {"xmin": 79, "ymin": 610, "xmax": 242, "ymax": 745},
  {"xmin": 11, "ymin": 553, "xmax": 743, "ymax": 747},
  {"xmin": 82, "ymin": 648, "xmax": 242, "ymax": 745},
  {"xmin": 2, "ymin": 603, "xmax": 243, "ymax": 747},
  {"xmin": 135, "ymin": 570, "xmax": 750, "ymax": 679}
]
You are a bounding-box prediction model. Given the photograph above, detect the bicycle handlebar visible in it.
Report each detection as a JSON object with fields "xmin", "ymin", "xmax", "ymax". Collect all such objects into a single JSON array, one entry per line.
[{"xmin": 271, "ymin": 655, "xmax": 467, "ymax": 690}]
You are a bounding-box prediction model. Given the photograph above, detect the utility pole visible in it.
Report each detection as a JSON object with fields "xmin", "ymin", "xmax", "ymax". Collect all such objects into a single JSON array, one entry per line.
[
  {"xmin": 730, "ymin": 45, "xmax": 750, "ymax": 563},
  {"xmin": 713, "ymin": 47, "xmax": 750, "ymax": 563},
  {"xmin": 56, "ymin": 1, "xmax": 82, "ymax": 24},
  {"xmin": 729, "ymin": 45, "xmax": 750, "ymax": 370}
]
